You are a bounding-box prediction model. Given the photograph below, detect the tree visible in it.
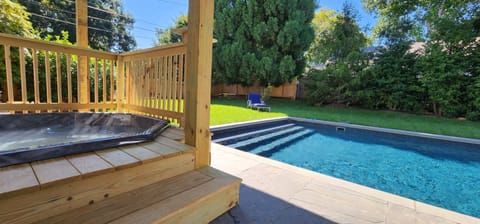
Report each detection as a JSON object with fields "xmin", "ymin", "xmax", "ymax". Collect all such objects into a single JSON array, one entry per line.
[
  {"xmin": 18, "ymin": 0, "xmax": 136, "ymax": 52},
  {"xmin": 0, "ymin": 0, "xmax": 35, "ymax": 37},
  {"xmin": 213, "ymin": 0, "xmax": 316, "ymax": 86},
  {"xmin": 318, "ymin": 2, "xmax": 367, "ymax": 63},
  {"xmin": 0, "ymin": 0, "xmax": 36, "ymax": 96},
  {"xmin": 362, "ymin": 0, "xmax": 480, "ymax": 118},
  {"xmin": 154, "ymin": 14, "xmax": 188, "ymax": 46},
  {"xmin": 352, "ymin": 43, "xmax": 424, "ymax": 111},
  {"xmin": 306, "ymin": 8, "xmax": 338, "ymax": 65},
  {"xmin": 304, "ymin": 2, "xmax": 368, "ymax": 105},
  {"xmin": 361, "ymin": 0, "xmax": 479, "ymax": 44}
]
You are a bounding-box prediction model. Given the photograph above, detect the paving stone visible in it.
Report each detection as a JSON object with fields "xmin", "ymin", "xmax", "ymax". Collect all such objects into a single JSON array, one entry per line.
[
  {"xmin": 237, "ymin": 163, "xmax": 310, "ymax": 200},
  {"xmin": 385, "ymin": 203, "xmax": 416, "ymax": 224},
  {"xmin": 415, "ymin": 211, "xmax": 459, "ymax": 224},
  {"xmin": 211, "ymin": 144, "xmax": 260, "ymax": 176},
  {"xmin": 291, "ymin": 184, "xmax": 387, "ymax": 224}
]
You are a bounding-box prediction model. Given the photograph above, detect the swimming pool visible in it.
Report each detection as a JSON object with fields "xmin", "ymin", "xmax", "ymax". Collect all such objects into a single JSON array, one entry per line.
[{"xmin": 212, "ymin": 118, "xmax": 480, "ymax": 218}]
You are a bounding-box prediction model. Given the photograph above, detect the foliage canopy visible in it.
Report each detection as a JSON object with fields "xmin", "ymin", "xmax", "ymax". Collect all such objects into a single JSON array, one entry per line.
[
  {"xmin": 154, "ymin": 14, "xmax": 188, "ymax": 46},
  {"xmin": 213, "ymin": 0, "xmax": 316, "ymax": 86},
  {"xmin": 17, "ymin": 0, "xmax": 136, "ymax": 52},
  {"xmin": 0, "ymin": 0, "xmax": 35, "ymax": 37}
]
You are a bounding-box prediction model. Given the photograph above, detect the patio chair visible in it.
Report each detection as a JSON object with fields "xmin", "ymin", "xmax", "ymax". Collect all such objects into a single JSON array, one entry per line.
[{"xmin": 247, "ymin": 93, "xmax": 270, "ymax": 112}]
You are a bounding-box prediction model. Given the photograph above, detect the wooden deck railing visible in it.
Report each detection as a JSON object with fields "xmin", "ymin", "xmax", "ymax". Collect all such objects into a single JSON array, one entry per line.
[
  {"xmin": 0, "ymin": 33, "xmax": 117, "ymax": 112},
  {"xmin": 0, "ymin": 33, "xmax": 186, "ymax": 125},
  {"xmin": 118, "ymin": 44, "xmax": 186, "ymax": 125}
]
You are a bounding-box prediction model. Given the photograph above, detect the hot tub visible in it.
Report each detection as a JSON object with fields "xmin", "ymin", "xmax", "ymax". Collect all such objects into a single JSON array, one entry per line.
[{"xmin": 0, "ymin": 113, "xmax": 170, "ymax": 167}]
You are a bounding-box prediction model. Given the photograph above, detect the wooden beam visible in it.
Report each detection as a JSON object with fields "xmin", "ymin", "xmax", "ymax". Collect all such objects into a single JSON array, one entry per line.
[
  {"xmin": 4, "ymin": 45, "xmax": 14, "ymax": 105},
  {"xmin": 76, "ymin": 0, "xmax": 89, "ymax": 105},
  {"xmin": 116, "ymin": 56, "xmax": 125, "ymax": 112},
  {"xmin": 0, "ymin": 33, "xmax": 116, "ymax": 60},
  {"xmin": 185, "ymin": 0, "xmax": 215, "ymax": 168}
]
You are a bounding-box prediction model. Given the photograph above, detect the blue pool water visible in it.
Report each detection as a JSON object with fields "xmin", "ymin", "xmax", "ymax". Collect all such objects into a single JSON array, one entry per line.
[{"xmin": 213, "ymin": 120, "xmax": 480, "ymax": 218}]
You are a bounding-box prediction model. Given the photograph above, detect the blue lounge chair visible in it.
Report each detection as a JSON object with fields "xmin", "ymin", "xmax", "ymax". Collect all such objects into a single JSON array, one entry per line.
[{"xmin": 247, "ymin": 93, "xmax": 270, "ymax": 112}]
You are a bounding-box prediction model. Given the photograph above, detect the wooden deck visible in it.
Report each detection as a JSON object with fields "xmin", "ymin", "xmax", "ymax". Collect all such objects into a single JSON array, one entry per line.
[
  {"xmin": 0, "ymin": 127, "xmax": 241, "ymax": 224},
  {"xmin": 0, "ymin": 2, "xmax": 231, "ymax": 223}
]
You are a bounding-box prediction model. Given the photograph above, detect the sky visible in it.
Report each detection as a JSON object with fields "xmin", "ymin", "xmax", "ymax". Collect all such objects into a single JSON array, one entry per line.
[{"xmin": 123, "ymin": 0, "xmax": 376, "ymax": 50}]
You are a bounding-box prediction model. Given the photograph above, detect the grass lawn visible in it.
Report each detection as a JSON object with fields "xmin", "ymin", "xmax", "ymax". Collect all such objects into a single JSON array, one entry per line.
[{"xmin": 210, "ymin": 97, "xmax": 480, "ymax": 139}]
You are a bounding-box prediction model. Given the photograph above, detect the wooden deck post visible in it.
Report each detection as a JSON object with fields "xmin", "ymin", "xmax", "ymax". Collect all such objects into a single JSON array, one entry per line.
[
  {"xmin": 116, "ymin": 56, "xmax": 125, "ymax": 112},
  {"xmin": 185, "ymin": 0, "xmax": 215, "ymax": 168},
  {"xmin": 76, "ymin": 0, "xmax": 89, "ymax": 104}
]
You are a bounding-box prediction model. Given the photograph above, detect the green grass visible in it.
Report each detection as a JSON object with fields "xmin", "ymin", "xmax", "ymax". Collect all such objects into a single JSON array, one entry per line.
[{"xmin": 210, "ymin": 97, "xmax": 480, "ymax": 139}]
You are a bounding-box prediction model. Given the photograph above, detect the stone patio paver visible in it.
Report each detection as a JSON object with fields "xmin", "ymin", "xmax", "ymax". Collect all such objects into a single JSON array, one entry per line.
[{"xmin": 210, "ymin": 143, "xmax": 480, "ymax": 224}]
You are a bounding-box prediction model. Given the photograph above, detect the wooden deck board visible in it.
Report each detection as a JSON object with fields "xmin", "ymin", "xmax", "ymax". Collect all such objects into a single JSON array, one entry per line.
[
  {"xmin": 120, "ymin": 144, "xmax": 163, "ymax": 163},
  {"xmin": 0, "ymin": 126, "xmax": 226, "ymax": 224},
  {"xmin": 0, "ymin": 153, "xmax": 195, "ymax": 224},
  {"xmin": 37, "ymin": 170, "xmax": 213, "ymax": 224},
  {"xmin": 96, "ymin": 148, "xmax": 141, "ymax": 170},
  {"xmin": 0, "ymin": 126, "xmax": 187, "ymax": 196},
  {"xmin": 31, "ymin": 158, "xmax": 81, "ymax": 187},
  {"xmin": 66, "ymin": 153, "xmax": 115, "ymax": 178},
  {"xmin": 141, "ymin": 141, "xmax": 182, "ymax": 158},
  {"xmin": 160, "ymin": 127, "xmax": 185, "ymax": 141},
  {"xmin": 110, "ymin": 167, "xmax": 241, "ymax": 224},
  {"xmin": 155, "ymin": 136, "xmax": 193, "ymax": 152},
  {"xmin": 0, "ymin": 163, "xmax": 39, "ymax": 198}
]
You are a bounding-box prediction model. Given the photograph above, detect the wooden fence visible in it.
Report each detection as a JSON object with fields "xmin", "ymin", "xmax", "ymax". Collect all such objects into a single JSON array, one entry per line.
[
  {"xmin": 212, "ymin": 81, "xmax": 298, "ymax": 99},
  {"xmin": 0, "ymin": 33, "xmax": 186, "ymax": 125}
]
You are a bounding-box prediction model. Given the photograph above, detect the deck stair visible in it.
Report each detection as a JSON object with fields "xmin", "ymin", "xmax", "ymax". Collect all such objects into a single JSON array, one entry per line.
[
  {"xmin": 226, "ymin": 125, "xmax": 307, "ymax": 149},
  {"xmin": 0, "ymin": 127, "xmax": 240, "ymax": 224}
]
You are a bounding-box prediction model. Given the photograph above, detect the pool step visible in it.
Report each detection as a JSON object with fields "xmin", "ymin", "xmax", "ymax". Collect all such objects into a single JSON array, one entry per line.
[
  {"xmin": 227, "ymin": 126, "xmax": 306, "ymax": 149},
  {"xmin": 214, "ymin": 123, "xmax": 296, "ymax": 145},
  {"xmin": 255, "ymin": 129, "xmax": 316, "ymax": 157}
]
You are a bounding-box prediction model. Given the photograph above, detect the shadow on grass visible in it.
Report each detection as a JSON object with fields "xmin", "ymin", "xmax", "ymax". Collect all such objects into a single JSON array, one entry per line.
[{"xmin": 211, "ymin": 184, "xmax": 337, "ymax": 224}]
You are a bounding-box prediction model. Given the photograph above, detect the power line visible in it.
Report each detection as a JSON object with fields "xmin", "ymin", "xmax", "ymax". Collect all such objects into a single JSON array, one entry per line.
[
  {"xmin": 30, "ymin": 12, "xmax": 76, "ymax": 26},
  {"xmin": 87, "ymin": 5, "xmax": 166, "ymax": 29},
  {"xmin": 87, "ymin": 15, "xmax": 158, "ymax": 33},
  {"xmin": 155, "ymin": 0, "xmax": 188, "ymax": 6},
  {"xmin": 26, "ymin": 1, "xmax": 164, "ymax": 43},
  {"xmin": 25, "ymin": 0, "xmax": 76, "ymax": 16},
  {"xmin": 28, "ymin": 0, "xmax": 167, "ymax": 30},
  {"xmin": 134, "ymin": 19, "xmax": 167, "ymax": 28},
  {"xmin": 29, "ymin": 12, "xmax": 114, "ymax": 34},
  {"xmin": 43, "ymin": 0, "xmax": 168, "ymax": 29},
  {"xmin": 27, "ymin": 1, "xmax": 159, "ymax": 33},
  {"xmin": 135, "ymin": 36, "xmax": 155, "ymax": 40}
]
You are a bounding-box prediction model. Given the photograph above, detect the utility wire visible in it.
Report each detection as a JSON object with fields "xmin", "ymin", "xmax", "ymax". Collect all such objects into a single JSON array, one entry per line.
[
  {"xmin": 61, "ymin": 0, "xmax": 165, "ymax": 30},
  {"xmin": 26, "ymin": 1, "xmax": 159, "ymax": 33},
  {"xmin": 87, "ymin": 15, "xmax": 158, "ymax": 33},
  {"xmin": 30, "ymin": 12, "xmax": 76, "ymax": 26},
  {"xmin": 155, "ymin": 0, "xmax": 188, "ymax": 6},
  {"xmin": 27, "ymin": 1, "xmax": 163, "ymax": 41},
  {"xmin": 29, "ymin": 12, "xmax": 114, "ymax": 33}
]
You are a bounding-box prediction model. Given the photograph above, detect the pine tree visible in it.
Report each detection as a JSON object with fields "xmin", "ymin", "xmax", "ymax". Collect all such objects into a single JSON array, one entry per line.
[{"xmin": 213, "ymin": 0, "xmax": 316, "ymax": 86}]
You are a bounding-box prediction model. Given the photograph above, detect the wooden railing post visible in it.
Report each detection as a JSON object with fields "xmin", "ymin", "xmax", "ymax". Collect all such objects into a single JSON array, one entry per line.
[
  {"xmin": 76, "ymin": 0, "xmax": 89, "ymax": 105},
  {"xmin": 116, "ymin": 56, "xmax": 125, "ymax": 112},
  {"xmin": 185, "ymin": 0, "xmax": 215, "ymax": 168}
]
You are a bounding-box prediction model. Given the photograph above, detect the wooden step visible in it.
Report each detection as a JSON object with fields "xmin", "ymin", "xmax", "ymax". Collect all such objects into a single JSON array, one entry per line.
[{"xmin": 36, "ymin": 167, "xmax": 241, "ymax": 224}]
